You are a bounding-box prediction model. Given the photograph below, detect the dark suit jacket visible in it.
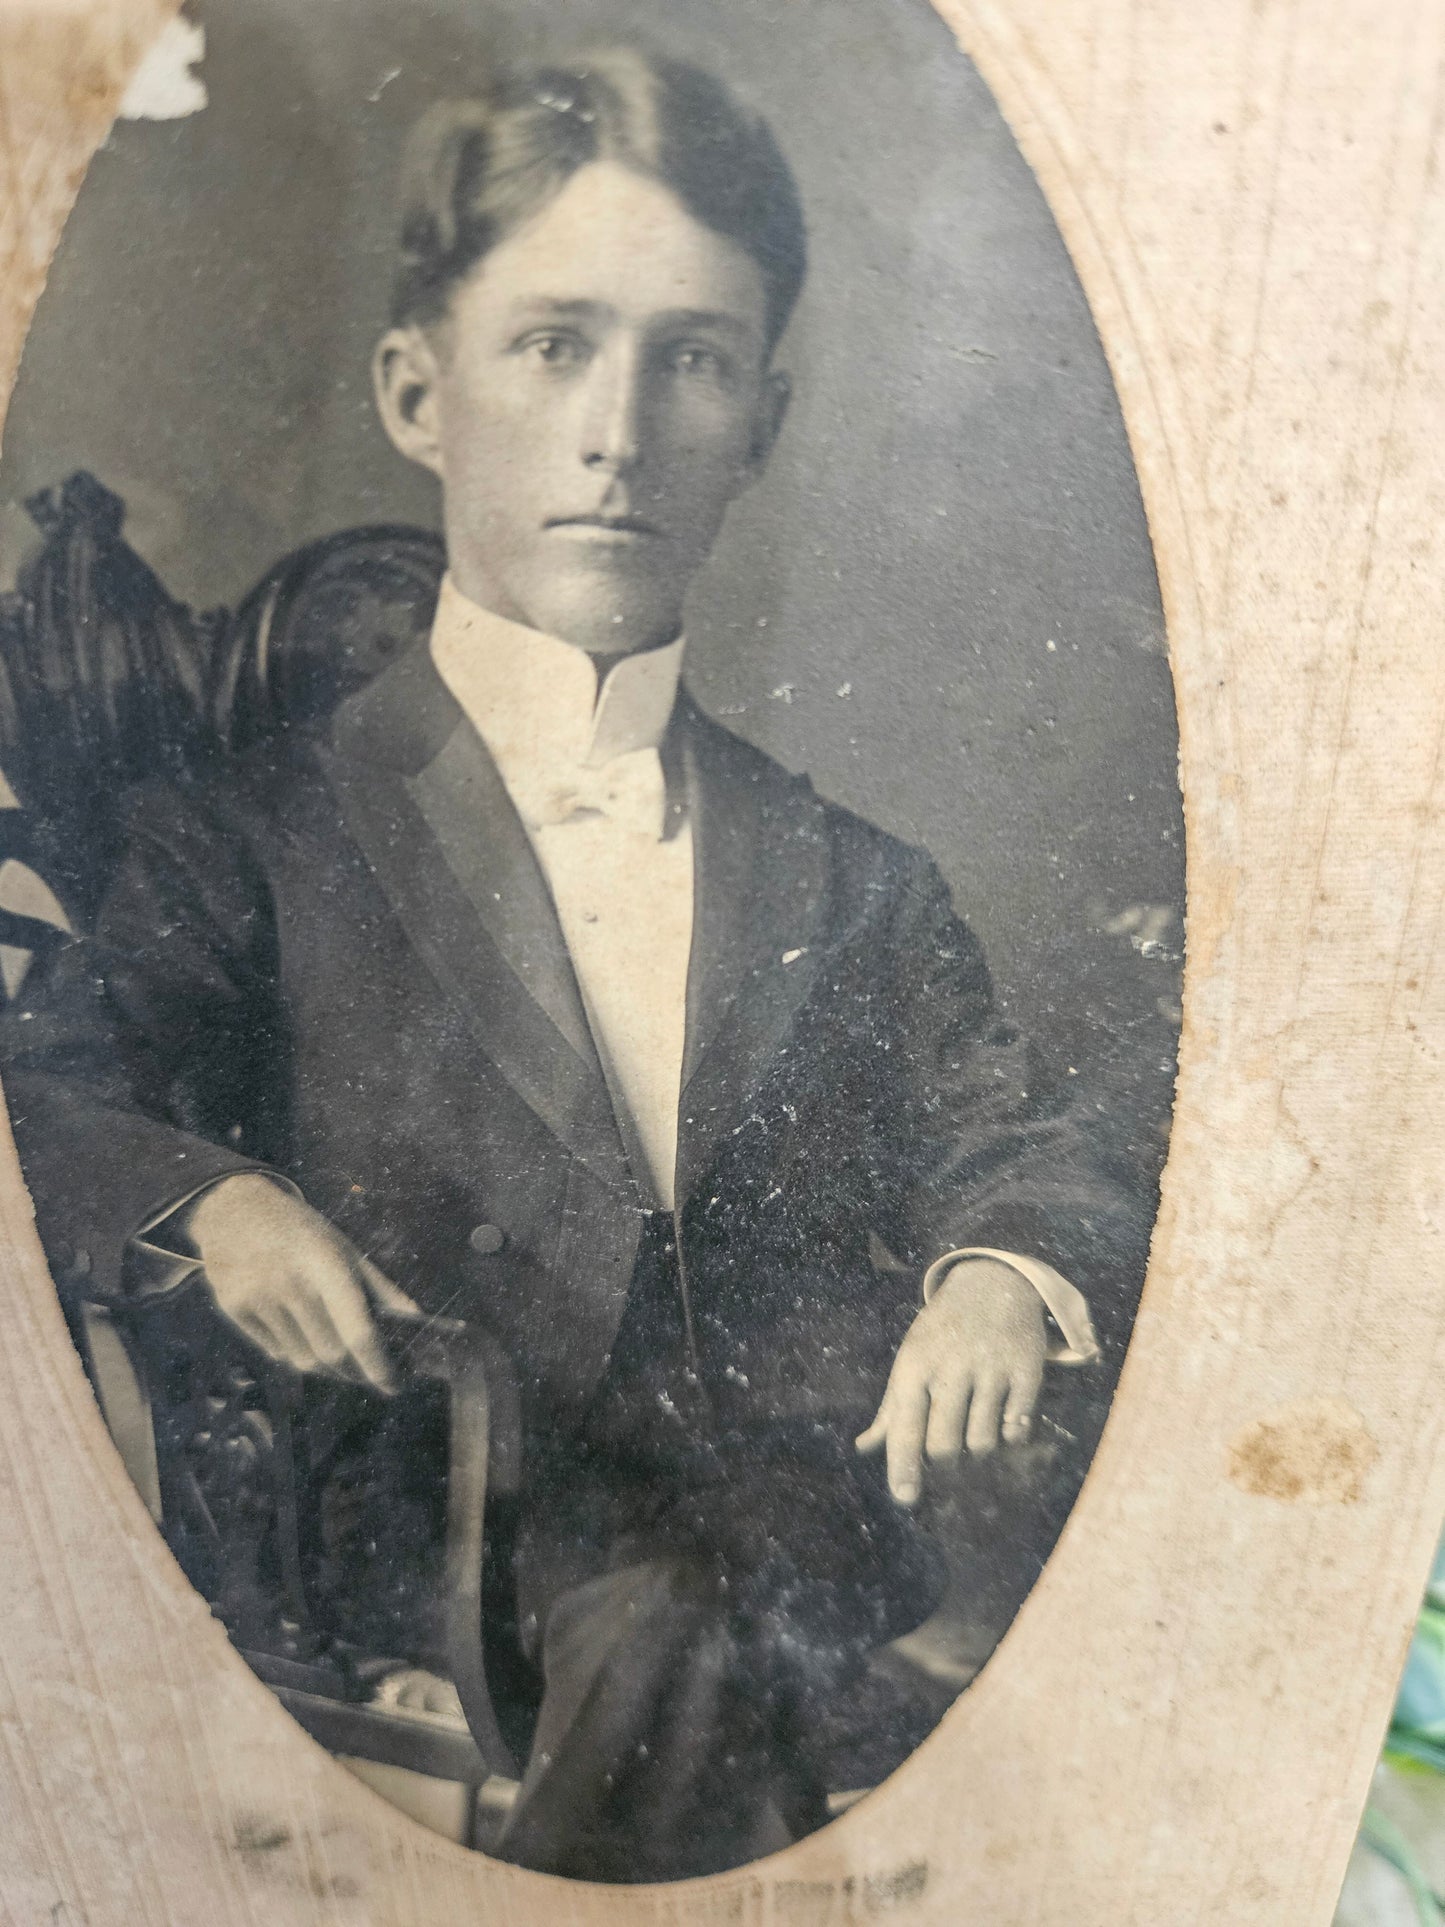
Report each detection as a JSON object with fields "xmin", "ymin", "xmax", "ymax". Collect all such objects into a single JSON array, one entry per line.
[{"xmin": 1, "ymin": 638, "xmax": 1147, "ymax": 1437}]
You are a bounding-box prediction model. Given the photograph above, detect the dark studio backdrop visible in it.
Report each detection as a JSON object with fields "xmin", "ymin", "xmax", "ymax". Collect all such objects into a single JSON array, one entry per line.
[{"xmin": 0, "ymin": 0, "xmax": 1182, "ymax": 1176}]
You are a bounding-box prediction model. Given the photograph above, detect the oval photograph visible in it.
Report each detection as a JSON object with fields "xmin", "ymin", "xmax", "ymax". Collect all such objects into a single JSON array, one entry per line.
[{"xmin": 0, "ymin": 0, "xmax": 1182, "ymax": 1884}]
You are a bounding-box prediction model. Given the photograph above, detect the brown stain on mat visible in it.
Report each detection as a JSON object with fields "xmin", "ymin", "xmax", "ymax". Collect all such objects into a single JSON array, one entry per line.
[
  {"xmin": 1227, "ymin": 1396, "xmax": 1380, "ymax": 1504},
  {"xmin": 770, "ymin": 1865, "xmax": 930, "ymax": 1923},
  {"xmin": 226, "ymin": 1813, "xmax": 360, "ymax": 1901}
]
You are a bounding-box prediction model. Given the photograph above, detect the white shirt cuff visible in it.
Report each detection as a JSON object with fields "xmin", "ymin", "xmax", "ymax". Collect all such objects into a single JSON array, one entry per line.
[{"xmin": 921, "ymin": 1246, "xmax": 1101, "ymax": 1364}]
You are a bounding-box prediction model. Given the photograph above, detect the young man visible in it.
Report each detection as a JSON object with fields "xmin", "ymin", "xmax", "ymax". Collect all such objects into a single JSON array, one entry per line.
[{"xmin": 3, "ymin": 50, "xmax": 1142, "ymax": 1881}]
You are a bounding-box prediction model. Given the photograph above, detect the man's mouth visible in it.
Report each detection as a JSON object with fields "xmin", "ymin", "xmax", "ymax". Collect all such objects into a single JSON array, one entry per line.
[{"xmin": 546, "ymin": 513, "xmax": 664, "ymax": 540}]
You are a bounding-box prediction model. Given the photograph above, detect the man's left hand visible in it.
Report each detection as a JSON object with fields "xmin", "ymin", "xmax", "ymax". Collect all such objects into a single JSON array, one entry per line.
[{"xmin": 855, "ymin": 1256, "xmax": 1046, "ymax": 1505}]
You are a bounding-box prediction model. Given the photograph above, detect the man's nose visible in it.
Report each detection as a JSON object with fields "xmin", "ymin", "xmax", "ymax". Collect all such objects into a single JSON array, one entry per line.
[{"xmin": 580, "ymin": 341, "xmax": 645, "ymax": 475}]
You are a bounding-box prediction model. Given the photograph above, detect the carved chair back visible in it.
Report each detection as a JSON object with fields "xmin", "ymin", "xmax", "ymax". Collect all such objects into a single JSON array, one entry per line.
[{"xmin": 6, "ymin": 477, "xmax": 521, "ymax": 1809}]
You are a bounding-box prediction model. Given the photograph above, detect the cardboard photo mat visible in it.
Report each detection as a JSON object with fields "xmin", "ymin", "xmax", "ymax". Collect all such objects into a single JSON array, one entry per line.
[{"xmin": 0, "ymin": 0, "xmax": 1441, "ymax": 1919}]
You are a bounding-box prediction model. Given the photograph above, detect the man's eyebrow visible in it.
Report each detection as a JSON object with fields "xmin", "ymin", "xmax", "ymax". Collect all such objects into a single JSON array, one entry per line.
[
  {"xmin": 505, "ymin": 298, "xmax": 612, "ymax": 324},
  {"xmin": 504, "ymin": 299, "xmax": 756, "ymax": 341},
  {"xmin": 649, "ymin": 309, "xmax": 755, "ymax": 341}
]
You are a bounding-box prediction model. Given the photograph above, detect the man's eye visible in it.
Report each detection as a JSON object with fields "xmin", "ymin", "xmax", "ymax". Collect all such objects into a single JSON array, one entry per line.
[
  {"xmin": 667, "ymin": 344, "xmax": 728, "ymax": 379},
  {"xmin": 519, "ymin": 332, "xmax": 585, "ymax": 367}
]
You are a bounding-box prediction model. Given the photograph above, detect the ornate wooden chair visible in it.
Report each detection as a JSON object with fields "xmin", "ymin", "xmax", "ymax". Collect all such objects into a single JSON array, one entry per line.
[
  {"xmin": 72, "ymin": 1286, "xmax": 524, "ymax": 1841},
  {"xmin": 3, "ymin": 476, "xmax": 526, "ymax": 1842}
]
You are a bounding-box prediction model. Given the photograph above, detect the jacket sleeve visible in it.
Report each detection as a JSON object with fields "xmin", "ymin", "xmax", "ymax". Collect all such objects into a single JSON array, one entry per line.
[
  {"xmin": 880, "ymin": 846, "xmax": 1156, "ymax": 1359},
  {"xmin": 0, "ymin": 778, "xmax": 286, "ymax": 1304}
]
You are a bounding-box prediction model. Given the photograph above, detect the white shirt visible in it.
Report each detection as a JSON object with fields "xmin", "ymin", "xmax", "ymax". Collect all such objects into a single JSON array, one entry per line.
[
  {"xmin": 428, "ymin": 578, "xmax": 1099, "ymax": 1363},
  {"xmin": 430, "ymin": 577, "xmax": 692, "ymax": 1211}
]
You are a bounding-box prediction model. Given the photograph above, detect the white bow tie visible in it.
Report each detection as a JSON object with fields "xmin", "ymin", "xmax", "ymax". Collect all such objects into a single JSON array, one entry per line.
[{"xmin": 516, "ymin": 747, "xmax": 669, "ymax": 840}]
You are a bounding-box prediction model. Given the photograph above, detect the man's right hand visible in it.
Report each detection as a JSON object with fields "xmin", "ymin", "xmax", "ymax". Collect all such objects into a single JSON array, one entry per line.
[{"xmin": 182, "ymin": 1173, "xmax": 418, "ymax": 1393}]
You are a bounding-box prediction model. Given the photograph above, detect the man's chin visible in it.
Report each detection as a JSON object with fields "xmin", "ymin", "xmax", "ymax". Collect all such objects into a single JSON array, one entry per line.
[{"xmin": 527, "ymin": 579, "xmax": 686, "ymax": 658}]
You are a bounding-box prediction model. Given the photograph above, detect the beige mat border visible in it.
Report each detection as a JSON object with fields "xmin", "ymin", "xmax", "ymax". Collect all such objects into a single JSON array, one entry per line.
[{"xmin": 0, "ymin": 1, "xmax": 1442, "ymax": 1920}]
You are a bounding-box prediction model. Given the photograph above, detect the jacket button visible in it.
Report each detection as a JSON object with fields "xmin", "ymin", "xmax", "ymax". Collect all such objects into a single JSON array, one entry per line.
[{"xmin": 468, "ymin": 1223, "xmax": 505, "ymax": 1256}]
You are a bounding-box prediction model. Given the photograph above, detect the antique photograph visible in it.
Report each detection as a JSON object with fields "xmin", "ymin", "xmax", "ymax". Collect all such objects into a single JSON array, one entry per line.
[{"xmin": 0, "ymin": 0, "xmax": 1181, "ymax": 1885}]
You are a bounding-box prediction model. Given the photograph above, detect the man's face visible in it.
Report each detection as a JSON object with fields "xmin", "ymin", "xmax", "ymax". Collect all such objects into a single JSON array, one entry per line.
[{"xmin": 375, "ymin": 161, "xmax": 789, "ymax": 655}]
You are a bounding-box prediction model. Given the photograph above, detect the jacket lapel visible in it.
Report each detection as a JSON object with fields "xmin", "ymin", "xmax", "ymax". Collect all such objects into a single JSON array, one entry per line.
[
  {"xmin": 318, "ymin": 651, "xmax": 833, "ymax": 1211},
  {"xmin": 675, "ymin": 696, "xmax": 833, "ymax": 1207},
  {"xmin": 320, "ymin": 643, "xmax": 634, "ymax": 1198}
]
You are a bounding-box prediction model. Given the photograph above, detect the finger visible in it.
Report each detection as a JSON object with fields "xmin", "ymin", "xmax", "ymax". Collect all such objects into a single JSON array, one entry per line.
[
  {"xmin": 266, "ymin": 1301, "xmax": 327, "ymax": 1378},
  {"xmin": 1002, "ymin": 1365, "xmax": 1043, "ymax": 1445},
  {"xmin": 885, "ymin": 1381, "xmax": 930, "ymax": 1506},
  {"xmin": 280, "ymin": 1278, "xmax": 369, "ymax": 1383},
  {"xmin": 283, "ymin": 1275, "xmax": 381, "ymax": 1388},
  {"xmin": 231, "ymin": 1306, "xmax": 295, "ymax": 1369},
  {"xmin": 202, "ymin": 1252, "xmax": 344, "ymax": 1379},
  {"xmin": 965, "ymin": 1374, "xmax": 1007, "ymax": 1456},
  {"xmin": 319, "ymin": 1266, "xmax": 397, "ymax": 1395},
  {"xmin": 855, "ymin": 1394, "xmax": 890, "ymax": 1456},
  {"xmin": 357, "ymin": 1255, "xmax": 422, "ymax": 1320},
  {"xmin": 924, "ymin": 1377, "xmax": 972, "ymax": 1464}
]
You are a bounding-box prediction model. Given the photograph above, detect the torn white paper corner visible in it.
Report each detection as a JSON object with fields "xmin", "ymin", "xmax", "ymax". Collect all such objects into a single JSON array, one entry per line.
[{"xmin": 118, "ymin": 16, "xmax": 207, "ymax": 121}]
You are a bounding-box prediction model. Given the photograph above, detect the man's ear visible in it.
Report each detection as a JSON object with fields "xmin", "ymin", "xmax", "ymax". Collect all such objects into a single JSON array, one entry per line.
[
  {"xmin": 737, "ymin": 369, "xmax": 792, "ymax": 490},
  {"xmin": 372, "ymin": 325, "xmax": 446, "ymax": 477}
]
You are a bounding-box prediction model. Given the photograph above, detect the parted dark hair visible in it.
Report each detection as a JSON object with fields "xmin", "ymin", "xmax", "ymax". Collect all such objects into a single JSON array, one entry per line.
[{"xmin": 390, "ymin": 47, "xmax": 808, "ymax": 350}]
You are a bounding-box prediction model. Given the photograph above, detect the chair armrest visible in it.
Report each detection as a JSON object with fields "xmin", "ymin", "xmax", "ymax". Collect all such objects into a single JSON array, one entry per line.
[
  {"xmin": 72, "ymin": 1299, "xmax": 163, "ymax": 1523},
  {"xmin": 63, "ymin": 1278, "xmax": 524, "ymax": 1782},
  {"xmin": 374, "ymin": 1308, "xmax": 522, "ymax": 1495},
  {"xmin": 369, "ymin": 1307, "xmax": 522, "ymax": 1779}
]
